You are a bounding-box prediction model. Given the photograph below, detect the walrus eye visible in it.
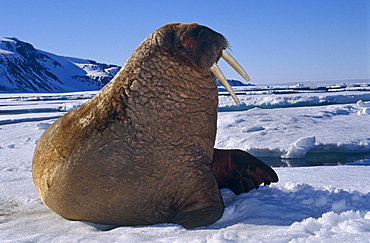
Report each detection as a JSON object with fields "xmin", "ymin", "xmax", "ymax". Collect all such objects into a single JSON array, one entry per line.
[{"xmin": 177, "ymin": 44, "xmax": 185, "ymax": 51}]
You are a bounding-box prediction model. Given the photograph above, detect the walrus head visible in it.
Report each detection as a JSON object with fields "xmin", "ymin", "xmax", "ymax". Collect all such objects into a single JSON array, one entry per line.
[{"xmin": 120, "ymin": 23, "xmax": 250, "ymax": 106}]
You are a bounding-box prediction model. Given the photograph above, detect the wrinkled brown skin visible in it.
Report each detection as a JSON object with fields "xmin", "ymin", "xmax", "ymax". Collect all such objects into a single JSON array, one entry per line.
[{"xmin": 32, "ymin": 23, "xmax": 278, "ymax": 229}]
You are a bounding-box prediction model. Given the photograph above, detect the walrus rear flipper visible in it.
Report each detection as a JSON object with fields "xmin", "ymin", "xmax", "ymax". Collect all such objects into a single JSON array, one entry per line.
[{"xmin": 212, "ymin": 149, "xmax": 278, "ymax": 195}]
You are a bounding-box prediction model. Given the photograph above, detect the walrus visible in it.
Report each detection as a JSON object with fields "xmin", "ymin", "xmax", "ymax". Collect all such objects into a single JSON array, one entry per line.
[{"xmin": 32, "ymin": 23, "xmax": 278, "ymax": 229}]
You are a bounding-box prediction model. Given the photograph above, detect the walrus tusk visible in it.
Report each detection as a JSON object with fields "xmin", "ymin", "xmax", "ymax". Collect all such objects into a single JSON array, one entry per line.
[
  {"xmin": 221, "ymin": 50, "xmax": 250, "ymax": 82},
  {"xmin": 210, "ymin": 63, "xmax": 241, "ymax": 106}
]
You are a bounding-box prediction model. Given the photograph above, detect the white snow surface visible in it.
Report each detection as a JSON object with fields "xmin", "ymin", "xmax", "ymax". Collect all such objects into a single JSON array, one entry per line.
[{"xmin": 1, "ymin": 84, "xmax": 370, "ymax": 242}]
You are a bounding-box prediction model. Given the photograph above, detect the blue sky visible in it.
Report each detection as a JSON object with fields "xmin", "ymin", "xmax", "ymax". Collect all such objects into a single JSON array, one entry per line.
[{"xmin": 1, "ymin": 0, "xmax": 369, "ymax": 84}]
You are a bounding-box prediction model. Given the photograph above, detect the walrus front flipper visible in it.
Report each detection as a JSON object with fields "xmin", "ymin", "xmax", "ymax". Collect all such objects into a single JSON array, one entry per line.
[{"xmin": 212, "ymin": 149, "xmax": 278, "ymax": 195}]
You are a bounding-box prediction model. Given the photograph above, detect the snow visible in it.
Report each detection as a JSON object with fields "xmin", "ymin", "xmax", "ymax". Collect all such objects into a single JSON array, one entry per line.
[
  {"xmin": 1, "ymin": 83, "xmax": 370, "ymax": 242},
  {"xmin": 216, "ymin": 86, "xmax": 370, "ymax": 163}
]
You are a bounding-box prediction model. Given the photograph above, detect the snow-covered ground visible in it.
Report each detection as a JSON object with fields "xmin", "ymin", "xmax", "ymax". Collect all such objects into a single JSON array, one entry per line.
[{"xmin": 1, "ymin": 82, "xmax": 370, "ymax": 242}]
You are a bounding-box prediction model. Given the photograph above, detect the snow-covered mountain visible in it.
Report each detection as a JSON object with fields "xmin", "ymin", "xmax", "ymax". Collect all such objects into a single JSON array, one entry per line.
[
  {"xmin": 216, "ymin": 79, "xmax": 253, "ymax": 87},
  {"xmin": 0, "ymin": 37, "xmax": 121, "ymax": 92}
]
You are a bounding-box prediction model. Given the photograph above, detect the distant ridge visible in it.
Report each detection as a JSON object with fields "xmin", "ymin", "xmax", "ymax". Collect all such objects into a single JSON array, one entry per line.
[
  {"xmin": 0, "ymin": 37, "xmax": 249, "ymax": 93},
  {"xmin": 0, "ymin": 37, "xmax": 120, "ymax": 92},
  {"xmin": 216, "ymin": 79, "xmax": 253, "ymax": 87}
]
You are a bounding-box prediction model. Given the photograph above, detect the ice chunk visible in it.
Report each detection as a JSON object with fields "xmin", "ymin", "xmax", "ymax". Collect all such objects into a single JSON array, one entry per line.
[
  {"xmin": 356, "ymin": 100, "xmax": 370, "ymax": 107},
  {"xmin": 245, "ymin": 126, "xmax": 265, "ymax": 133},
  {"xmin": 294, "ymin": 136, "xmax": 316, "ymax": 147},
  {"xmin": 35, "ymin": 122, "xmax": 51, "ymax": 130},
  {"xmin": 7, "ymin": 143, "xmax": 15, "ymax": 148},
  {"xmin": 60, "ymin": 102, "xmax": 83, "ymax": 112},
  {"xmin": 283, "ymin": 136, "xmax": 316, "ymax": 158},
  {"xmin": 361, "ymin": 107, "xmax": 370, "ymax": 115}
]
